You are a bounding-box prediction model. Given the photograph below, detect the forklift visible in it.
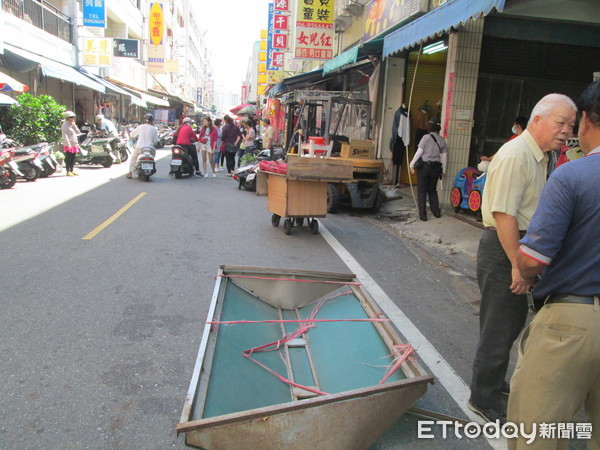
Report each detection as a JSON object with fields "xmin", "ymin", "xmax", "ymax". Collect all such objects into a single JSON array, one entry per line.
[{"xmin": 281, "ymin": 90, "xmax": 385, "ymax": 213}]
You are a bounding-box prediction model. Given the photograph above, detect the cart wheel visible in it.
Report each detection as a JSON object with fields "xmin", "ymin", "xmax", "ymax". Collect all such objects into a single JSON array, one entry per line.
[
  {"xmin": 271, "ymin": 214, "xmax": 281, "ymax": 227},
  {"xmin": 293, "ymin": 218, "xmax": 304, "ymax": 227},
  {"xmin": 468, "ymin": 190, "xmax": 482, "ymax": 212},
  {"xmin": 283, "ymin": 219, "xmax": 292, "ymax": 235},
  {"xmin": 450, "ymin": 187, "xmax": 462, "ymax": 209},
  {"xmin": 309, "ymin": 219, "xmax": 319, "ymax": 235}
]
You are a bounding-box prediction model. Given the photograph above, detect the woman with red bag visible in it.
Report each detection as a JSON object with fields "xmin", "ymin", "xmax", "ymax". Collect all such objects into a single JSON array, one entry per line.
[{"xmin": 198, "ymin": 117, "xmax": 219, "ymax": 177}]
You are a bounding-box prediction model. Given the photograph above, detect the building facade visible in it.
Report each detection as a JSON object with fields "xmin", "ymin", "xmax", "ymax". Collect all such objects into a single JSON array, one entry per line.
[{"xmin": 0, "ymin": 0, "xmax": 213, "ymax": 125}]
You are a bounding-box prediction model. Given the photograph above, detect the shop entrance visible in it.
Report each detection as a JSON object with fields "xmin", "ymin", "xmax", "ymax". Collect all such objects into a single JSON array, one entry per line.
[{"xmin": 399, "ymin": 47, "xmax": 447, "ymax": 185}]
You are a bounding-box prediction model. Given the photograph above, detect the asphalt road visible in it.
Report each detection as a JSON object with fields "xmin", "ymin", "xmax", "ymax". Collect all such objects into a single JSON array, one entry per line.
[{"xmin": 0, "ymin": 150, "xmax": 492, "ymax": 449}]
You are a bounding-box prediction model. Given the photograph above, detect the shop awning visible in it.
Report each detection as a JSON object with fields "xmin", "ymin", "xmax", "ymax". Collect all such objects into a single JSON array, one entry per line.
[
  {"xmin": 79, "ymin": 69, "xmax": 147, "ymax": 108},
  {"xmin": 3, "ymin": 44, "xmax": 105, "ymax": 92},
  {"xmin": 323, "ymin": 39, "xmax": 384, "ymax": 75},
  {"xmin": 383, "ymin": 0, "xmax": 505, "ymax": 58},
  {"xmin": 137, "ymin": 91, "xmax": 169, "ymax": 107},
  {"xmin": 281, "ymin": 68, "xmax": 325, "ymax": 89},
  {"xmin": 323, "ymin": 47, "xmax": 359, "ymax": 75}
]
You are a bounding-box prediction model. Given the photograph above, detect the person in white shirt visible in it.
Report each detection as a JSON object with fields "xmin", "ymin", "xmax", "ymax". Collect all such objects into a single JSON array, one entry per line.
[{"xmin": 128, "ymin": 113, "xmax": 158, "ymax": 179}]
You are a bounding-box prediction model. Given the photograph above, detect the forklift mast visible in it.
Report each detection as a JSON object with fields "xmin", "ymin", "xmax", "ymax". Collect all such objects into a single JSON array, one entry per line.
[{"xmin": 282, "ymin": 91, "xmax": 372, "ymax": 153}]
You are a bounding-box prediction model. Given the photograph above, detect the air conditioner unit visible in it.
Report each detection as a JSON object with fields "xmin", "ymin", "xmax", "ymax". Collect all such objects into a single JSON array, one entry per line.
[{"xmin": 344, "ymin": 1, "xmax": 363, "ymax": 17}]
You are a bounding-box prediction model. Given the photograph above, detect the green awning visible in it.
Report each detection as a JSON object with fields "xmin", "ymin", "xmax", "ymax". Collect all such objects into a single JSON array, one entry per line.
[
  {"xmin": 323, "ymin": 46, "xmax": 359, "ymax": 75},
  {"xmin": 322, "ymin": 39, "xmax": 384, "ymax": 75}
]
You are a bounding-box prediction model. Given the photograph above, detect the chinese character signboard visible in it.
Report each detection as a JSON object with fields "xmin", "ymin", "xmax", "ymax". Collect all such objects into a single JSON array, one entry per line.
[
  {"xmin": 363, "ymin": 0, "xmax": 426, "ymax": 42},
  {"xmin": 274, "ymin": 0, "xmax": 290, "ymax": 12},
  {"xmin": 113, "ymin": 39, "xmax": 139, "ymax": 58},
  {"xmin": 294, "ymin": 0, "xmax": 334, "ymax": 60},
  {"xmin": 82, "ymin": 37, "xmax": 112, "ymax": 67},
  {"xmin": 267, "ymin": 3, "xmax": 288, "ymax": 84},
  {"xmin": 83, "ymin": 0, "xmax": 106, "ymax": 28},
  {"xmin": 147, "ymin": 3, "xmax": 165, "ymax": 74}
]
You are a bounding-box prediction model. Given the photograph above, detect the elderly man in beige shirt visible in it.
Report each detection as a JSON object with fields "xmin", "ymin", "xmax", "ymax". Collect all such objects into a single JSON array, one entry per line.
[{"xmin": 468, "ymin": 94, "xmax": 577, "ymax": 423}]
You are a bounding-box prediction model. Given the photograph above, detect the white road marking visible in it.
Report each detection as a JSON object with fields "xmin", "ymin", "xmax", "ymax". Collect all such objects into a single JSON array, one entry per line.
[{"xmin": 319, "ymin": 223, "xmax": 506, "ymax": 449}]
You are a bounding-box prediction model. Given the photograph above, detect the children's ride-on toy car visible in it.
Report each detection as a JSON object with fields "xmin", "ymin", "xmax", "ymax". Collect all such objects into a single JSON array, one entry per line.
[{"xmin": 449, "ymin": 167, "xmax": 487, "ymax": 213}]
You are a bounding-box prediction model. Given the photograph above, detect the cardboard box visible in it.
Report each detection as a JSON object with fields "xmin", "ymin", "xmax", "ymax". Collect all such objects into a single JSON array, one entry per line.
[
  {"xmin": 286, "ymin": 155, "xmax": 353, "ymax": 182},
  {"xmin": 341, "ymin": 140, "xmax": 375, "ymax": 159}
]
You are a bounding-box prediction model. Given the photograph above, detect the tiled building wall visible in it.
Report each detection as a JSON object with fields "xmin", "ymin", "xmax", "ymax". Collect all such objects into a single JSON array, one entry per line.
[{"xmin": 441, "ymin": 18, "xmax": 484, "ymax": 203}]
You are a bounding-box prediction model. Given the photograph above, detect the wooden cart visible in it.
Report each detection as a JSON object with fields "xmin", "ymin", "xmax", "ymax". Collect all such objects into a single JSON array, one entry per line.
[
  {"xmin": 267, "ymin": 173, "xmax": 327, "ymax": 234},
  {"xmin": 267, "ymin": 157, "xmax": 353, "ymax": 235}
]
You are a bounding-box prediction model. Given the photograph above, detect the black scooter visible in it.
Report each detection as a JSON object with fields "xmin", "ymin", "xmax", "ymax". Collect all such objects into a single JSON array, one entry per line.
[
  {"xmin": 134, "ymin": 147, "xmax": 156, "ymax": 181},
  {"xmin": 170, "ymin": 145, "xmax": 195, "ymax": 178}
]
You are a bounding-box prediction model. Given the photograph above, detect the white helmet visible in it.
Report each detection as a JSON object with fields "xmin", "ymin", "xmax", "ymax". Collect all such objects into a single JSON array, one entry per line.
[
  {"xmin": 182, "ymin": 117, "xmax": 194, "ymax": 124},
  {"xmin": 63, "ymin": 110, "xmax": 76, "ymax": 118},
  {"xmin": 96, "ymin": 114, "xmax": 104, "ymax": 120}
]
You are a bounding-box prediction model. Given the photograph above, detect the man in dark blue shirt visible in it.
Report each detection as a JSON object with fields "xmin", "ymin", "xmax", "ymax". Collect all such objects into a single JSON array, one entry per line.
[{"xmin": 508, "ymin": 80, "xmax": 600, "ymax": 449}]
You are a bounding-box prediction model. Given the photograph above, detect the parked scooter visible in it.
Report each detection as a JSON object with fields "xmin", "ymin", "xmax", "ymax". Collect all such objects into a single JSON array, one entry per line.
[
  {"xmin": 36, "ymin": 143, "xmax": 59, "ymax": 177},
  {"xmin": 233, "ymin": 147, "xmax": 283, "ymax": 191},
  {"xmin": 157, "ymin": 127, "xmax": 174, "ymax": 148},
  {"xmin": 116, "ymin": 136, "xmax": 131, "ymax": 163},
  {"xmin": 0, "ymin": 148, "xmax": 21, "ymax": 189},
  {"xmin": 169, "ymin": 145, "xmax": 195, "ymax": 178},
  {"xmin": 163, "ymin": 129, "xmax": 175, "ymax": 146},
  {"xmin": 11, "ymin": 143, "xmax": 43, "ymax": 182},
  {"xmin": 134, "ymin": 147, "xmax": 156, "ymax": 181},
  {"xmin": 77, "ymin": 129, "xmax": 115, "ymax": 168}
]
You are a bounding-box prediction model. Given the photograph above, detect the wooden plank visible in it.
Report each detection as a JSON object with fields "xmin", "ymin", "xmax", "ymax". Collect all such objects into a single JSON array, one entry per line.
[
  {"xmin": 287, "ymin": 156, "xmax": 353, "ymax": 182},
  {"xmin": 256, "ymin": 171, "xmax": 268, "ymax": 196},
  {"xmin": 267, "ymin": 173, "xmax": 288, "ymax": 217},
  {"xmin": 286, "ymin": 179, "xmax": 327, "ymax": 217}
]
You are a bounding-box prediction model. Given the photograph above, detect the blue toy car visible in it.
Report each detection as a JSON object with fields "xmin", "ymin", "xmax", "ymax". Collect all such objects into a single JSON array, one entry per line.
[{"xmin": 449, "ymin": 167, "xmax": 487, "ymax": 213}]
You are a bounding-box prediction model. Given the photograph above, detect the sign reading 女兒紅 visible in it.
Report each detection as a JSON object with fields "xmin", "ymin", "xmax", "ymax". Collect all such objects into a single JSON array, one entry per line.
[{"xmin": 83, "ymin": 0, "xmax": 106, "ymax": 28}]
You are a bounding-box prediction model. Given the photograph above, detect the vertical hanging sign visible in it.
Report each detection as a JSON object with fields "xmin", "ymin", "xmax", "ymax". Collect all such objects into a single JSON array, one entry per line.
[
  {"xmin": 147, "ymin": 3, "xmax": 165, "ymax": 74},
  {"xmin": 267, "ymin": 3, "xmax": 286, "ymax": 84},
  {"xmin": 294, "ymin": 0, "xmax": 334, "ymax": 60},
  {"xmin": 83, "ymin": 0, "xmax": 106, "ymax": 28}
]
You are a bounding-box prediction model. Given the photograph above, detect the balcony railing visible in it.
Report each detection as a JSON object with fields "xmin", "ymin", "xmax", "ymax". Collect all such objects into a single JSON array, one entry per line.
[{"xmin": 2, "ymin": 0, "xmax": 72, "ymax": 43}]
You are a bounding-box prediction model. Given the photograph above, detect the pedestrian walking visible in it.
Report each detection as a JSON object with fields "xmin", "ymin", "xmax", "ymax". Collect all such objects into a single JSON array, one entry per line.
[
  {"xmin": 409, "ymin": 117, "xmax": 447, "ymax": 221},
  {"xmin": 221, "ymin": 115, "xmax": 241, "ymax": 176},
  {"xmin": 213, "ymin": 118, "xmax": 223, "ymax": 171},
  {"xmin": 468, "ymin": 93, "xmax": 577, "ymax": 423},
  {"xmin": 198, "ymin": 117, "xmax": 219, "ymax": 177},
  {"xmin": 128, "ymin": 113, "xmax": 158, "ymax": 179},
  {"xmin": 174, "ymin": 117, "xmax": 201, "ymax": 176},
  {"xmin": 61, "ymin": 110, "xmax": 80, "ymax": 176},
  {"xmin": 508, "ymin": 81, "xmax": 600, "ymax": 449}
]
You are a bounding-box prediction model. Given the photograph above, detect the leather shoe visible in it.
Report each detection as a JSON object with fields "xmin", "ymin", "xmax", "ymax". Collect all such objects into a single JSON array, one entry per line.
[
  {"xmin": 433, "ymin": 211, "xmax": 441, "ymax": 218},
  {"xmin": 420, "ymin": 216, "xmax": 427, "ymax": 222}
]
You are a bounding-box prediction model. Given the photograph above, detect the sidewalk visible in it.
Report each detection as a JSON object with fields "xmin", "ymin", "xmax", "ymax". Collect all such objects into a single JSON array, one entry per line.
[{"xmin": 374, "ymin": 185, "xmax": 484, "ymax": 281}]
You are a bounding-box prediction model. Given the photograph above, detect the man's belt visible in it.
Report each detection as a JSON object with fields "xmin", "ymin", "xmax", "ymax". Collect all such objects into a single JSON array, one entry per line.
[
  {"xmin": 485, "ymin": 227, "xmax": 527, "ymax": 238},
  {"xmin": 546, "ymin": 294, "xmax": 598, "ymax": 305}
]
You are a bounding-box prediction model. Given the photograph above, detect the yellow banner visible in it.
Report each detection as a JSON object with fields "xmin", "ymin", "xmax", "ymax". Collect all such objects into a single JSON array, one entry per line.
[
  {"xmin": 294, "ymin": 0, "xmax": 334, "ymax": 60},
  {"xmin": 149, "ymin": 3, "xmax": 164, "ymax": 46}
]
